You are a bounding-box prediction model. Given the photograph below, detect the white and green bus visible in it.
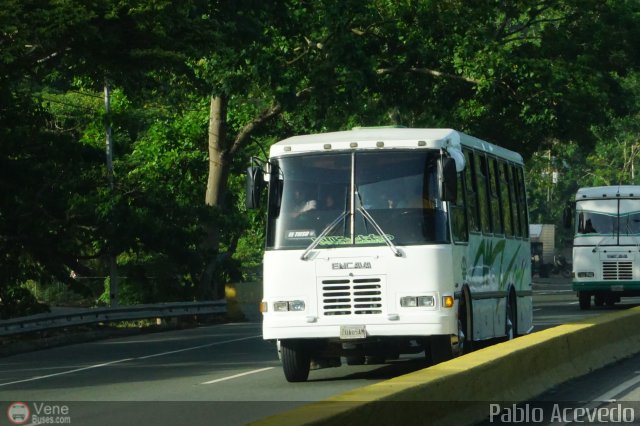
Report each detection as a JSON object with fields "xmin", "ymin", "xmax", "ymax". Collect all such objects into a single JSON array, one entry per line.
[
  {"xmin": 246, "ymin": 127, "xmax": 532, "ymax": 382},
  {"xmin": 570, "ymin": 186, "xmax": 640, "ymax": 309}
]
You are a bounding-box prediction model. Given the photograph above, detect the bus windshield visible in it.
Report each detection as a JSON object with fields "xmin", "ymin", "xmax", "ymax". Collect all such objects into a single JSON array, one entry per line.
[
  {"xmin": 265, "ymin": 150, "xmax": 449, "ymax": 250},
  {"xmin": 576, "ymin": 198, "xmax": 640, "ymax": 241}
]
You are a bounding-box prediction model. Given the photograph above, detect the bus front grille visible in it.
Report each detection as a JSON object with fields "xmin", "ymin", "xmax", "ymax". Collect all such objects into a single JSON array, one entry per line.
[
  {"xmin": 602, "ymin": 261, "xmax": 633, "ymax": 280},
  {"xmin": 321, "ymin": 278, "xmax": 383, "ymax": 316}
]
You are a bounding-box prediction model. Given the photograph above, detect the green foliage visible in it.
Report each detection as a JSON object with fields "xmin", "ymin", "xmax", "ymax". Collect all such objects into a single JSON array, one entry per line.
[
  {"xmin": 526, "ymin": 67, "xmax": 640, "ymax": 249},
  {"xmin": 0, "ymin": 287, "xmax": 49, "ymax": 320},
  {"xmin": 3, "ymin": 0, "xmax": 640, "ymax": 313}
]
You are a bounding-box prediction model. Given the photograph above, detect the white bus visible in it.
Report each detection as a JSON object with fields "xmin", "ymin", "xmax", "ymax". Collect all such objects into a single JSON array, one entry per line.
[
  {"xmin": 569, "ymin": 186, "xmax": 640, "ymax": 309},
  {"xmin": 246, "ymin": 127, "xmax": 532, "ymax": 382}
]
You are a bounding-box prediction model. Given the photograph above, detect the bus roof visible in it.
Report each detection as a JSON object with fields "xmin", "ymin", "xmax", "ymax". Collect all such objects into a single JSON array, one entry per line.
[
  {"xmin": 576, "ymin": 185, "xmax": 640, "ymax": 200},
  {"xmin": 269, "ymin": 127, "xmax": 523, "ymax": 164}
]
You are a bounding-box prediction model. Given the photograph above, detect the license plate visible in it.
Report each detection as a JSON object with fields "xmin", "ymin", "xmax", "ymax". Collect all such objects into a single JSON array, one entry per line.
[
  {"xmin": 612, "ymin": 285, "xmax": 624, "ymax": 292},
  {"xmin": 340, "ymin": 325, "xmax": 366, "ymax": 340}
]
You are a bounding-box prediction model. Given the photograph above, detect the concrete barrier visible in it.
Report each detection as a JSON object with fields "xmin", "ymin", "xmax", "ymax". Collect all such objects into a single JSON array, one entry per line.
[{"xmin": 250, "ymin": 306, "xmax": 640, "ymax": 426}]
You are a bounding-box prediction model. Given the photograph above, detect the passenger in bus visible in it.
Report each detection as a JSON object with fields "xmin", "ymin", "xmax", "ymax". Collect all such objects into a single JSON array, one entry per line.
[
  {"xmin": 584, "ymin": 219, "xmax": 597, "ymax": 233},
  {"xmin": 362, "ymin": 191, "xmax": 397, "ymax": 209},
  {"xmin": 290, "ymin": 184, "xmax": 317, "ymax": 217},
  {"xmin": 322, "ymin": 193, "xmax": 336, "ymax": 209}
]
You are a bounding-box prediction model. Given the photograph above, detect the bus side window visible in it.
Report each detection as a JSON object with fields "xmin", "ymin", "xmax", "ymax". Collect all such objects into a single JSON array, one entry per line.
[
  {"xmin": 451, "ymin": 170, "xmax": 468, "ymax": 243},
  {"xmin": 464, "ymin": 150, "xmax": 480, "ymax": 233}
]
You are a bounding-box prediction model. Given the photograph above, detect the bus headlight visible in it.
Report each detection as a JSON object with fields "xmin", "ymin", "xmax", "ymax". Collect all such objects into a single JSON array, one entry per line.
[
  {"xmin": 273, "ymin": 300, "xmax": 306, "ymax": 312},
  {"xmin": 400, "ymin": 296, "xmax": 435, "ymax": 307},
  {"xmin": 577, "ymin": 271, "xmax": 595, "ymax": 278},
  {"xmin": 289, "ymin": 300, "xmax": 306, "ymax": 311}
]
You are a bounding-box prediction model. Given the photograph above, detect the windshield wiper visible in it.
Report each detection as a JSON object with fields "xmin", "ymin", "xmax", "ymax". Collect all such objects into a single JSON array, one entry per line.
[
  {"xmin": 300, "ymin": 211, "xmax": 348, "ymax": 260},
  {"xmin": 592, "ymin": 235, "xmax": 612, "ymax": 253},
  {"xmin": 625, "ymin": 221, "xmax": 640, "ymax": 252},
  {"xmin": 357, "ymin": 206, "xmax": 403, "ymax": 257}
]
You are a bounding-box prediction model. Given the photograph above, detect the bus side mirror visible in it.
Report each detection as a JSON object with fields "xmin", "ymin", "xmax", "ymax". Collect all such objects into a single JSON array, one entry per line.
[
  {"xmin": 245, "ymin": 166, "xmax": 264, "ymax": 209},
  {"xmin": 441, "ymin": 157, "xmax": 457, "ymax": 203},
  {"xmin": 562, "ymin": 205, "xmax": 572, "ymax": 229}
]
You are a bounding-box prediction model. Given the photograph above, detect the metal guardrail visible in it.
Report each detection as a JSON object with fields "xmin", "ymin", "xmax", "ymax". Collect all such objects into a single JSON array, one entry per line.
[{"xmin": 0, "ymin": 300, "xmax": 227, "ymax": 337}]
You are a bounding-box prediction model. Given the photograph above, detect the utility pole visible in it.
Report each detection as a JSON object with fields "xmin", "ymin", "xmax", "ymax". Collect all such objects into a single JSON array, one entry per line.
[
  {"xmin": 547, "ymin": 149, "xmax": 552, "ymax": 202},
  {"xmin": 632, "ymin": 144, "xmax": 636, "ymax": 180},
  {"xmin": 104, "ymin": 80, "xmax": 119, "ymax": 307}
]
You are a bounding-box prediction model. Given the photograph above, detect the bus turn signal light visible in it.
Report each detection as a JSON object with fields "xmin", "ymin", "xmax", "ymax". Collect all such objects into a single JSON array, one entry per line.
[{"xmin": 443, "ymin": 296, "xmax": 454, "ymax": 308}]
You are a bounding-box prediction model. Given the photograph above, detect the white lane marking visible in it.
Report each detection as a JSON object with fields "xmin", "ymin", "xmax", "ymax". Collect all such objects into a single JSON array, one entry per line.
[
  {"xmin": 551, "ymin": 373, "xmax": 640, "ymax": 426},
  {"xmin": 201, "ymin": 367, "xmax": 274, "ymax": 385},
  {"xmin": 0, "ymin": 335, "xmax": 261, "ymax": 387},
  {"xmin": 138, "ymin": 335, "xmax": 260, "ymax": 359},
  {"xmin": 0, "ymin": 358, "xmax": 134, "ymax": 387},
  {"xmin": 594, "ymin": 372, "xmax": 640, "ymax": 401}
]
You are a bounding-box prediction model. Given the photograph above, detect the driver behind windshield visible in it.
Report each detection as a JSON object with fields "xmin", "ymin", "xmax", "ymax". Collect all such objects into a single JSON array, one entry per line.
[{"xmin": 289, "ymin": 182, "xmax": 317, "ymax": 218}]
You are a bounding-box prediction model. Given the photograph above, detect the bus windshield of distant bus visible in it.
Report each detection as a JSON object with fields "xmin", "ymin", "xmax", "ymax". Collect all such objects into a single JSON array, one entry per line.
[
  {"xmin": 265, "ymin": 150, "xmax": 450, "ymax": 250},
  {"xmin": 575, "ymin": 199, "xmax": 640, "ymax": 243}
]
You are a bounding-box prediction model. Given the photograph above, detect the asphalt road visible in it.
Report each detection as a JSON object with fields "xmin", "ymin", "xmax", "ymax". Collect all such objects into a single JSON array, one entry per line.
[{"xmin": 2, "ymin": 276, "xmax": 638, "ymax": 426}]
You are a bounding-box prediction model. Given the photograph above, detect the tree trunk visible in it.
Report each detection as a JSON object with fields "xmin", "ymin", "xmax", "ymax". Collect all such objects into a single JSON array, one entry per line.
[
  {"xmin": 200, "ymin": 95, "xmax": 230, "ymax": 300},
  {"xmin": 206, "ymin": 95, "xmax": 229, "ymax": 207},
  {"xmin": 201, "ymin": 94, "xmax": 283, "ymax": 300}
]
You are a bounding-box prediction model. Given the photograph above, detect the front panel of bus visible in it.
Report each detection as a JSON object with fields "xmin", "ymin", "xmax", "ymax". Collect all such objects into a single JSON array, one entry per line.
[
  {"xmin": 261, "ymin": 149, "xmax": 458, "ymax": 341},
  {"xmin": 573, "ymin": 198, "xmax": 640, "ymax": 290}
]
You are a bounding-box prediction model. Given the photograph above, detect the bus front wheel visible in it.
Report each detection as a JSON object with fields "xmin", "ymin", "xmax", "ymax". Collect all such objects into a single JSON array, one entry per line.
[
  {"xmin": 578, "ymin": 292, "xmax": 591, "ymax": 310},
  {"xmin": 425, "ymin": 335, "xmax": 453, "ymax": 365},
  {"xmin": 457, "ymin": 288, "xmax": 473, "ymax": 355},
  {"xmin": 280, "ymin": 340, "xmax": 310, "ymax": 382}
]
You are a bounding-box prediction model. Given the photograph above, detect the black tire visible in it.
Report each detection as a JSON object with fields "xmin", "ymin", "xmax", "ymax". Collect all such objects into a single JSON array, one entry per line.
[
  {"xmin": 578, "ymin": 292, "xmax": 591, "ymax": 310},
  {"xmin": 594, "ymin": 294, "xmax": 605, "ymax": 307},
  {"xmin": 506, "ymin": 290, "xmax": 517, "ymax": 340},
  {"xmin": 281, "ymin": 340, "xmax": 310, "ymax": 382},
  {"xmin": 457, "ymin": 288, "xmax": 473, "ymax": 355},
  {"xmin": 605, "ymin": 296, "xmax": 617, "ymax": 307},
  {"xmin": 425, "ymin": 335, "xmax": 453, "ymax": 365}
]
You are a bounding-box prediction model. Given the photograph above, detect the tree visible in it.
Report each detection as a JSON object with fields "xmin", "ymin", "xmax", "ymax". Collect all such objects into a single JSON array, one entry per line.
[{"xmin": 0, "ymin": 0, "xmax": 216, "ymax": 312}]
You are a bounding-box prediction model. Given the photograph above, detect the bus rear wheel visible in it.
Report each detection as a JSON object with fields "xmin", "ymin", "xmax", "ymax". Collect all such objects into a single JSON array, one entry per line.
[
  {"xmin": 605, "ymin": 295, "xmax": 618, "ymax": 307},
  {"xmin": 506, "ymin": 291, "xmax": 517, "ymax": 340},
  {"xmin": 280, "ymin": 340, "xmax": 310, "ymax": 382},
  {"xmin": 594, "ymin": 294, "xmax": 605, "ymax": 307}
]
